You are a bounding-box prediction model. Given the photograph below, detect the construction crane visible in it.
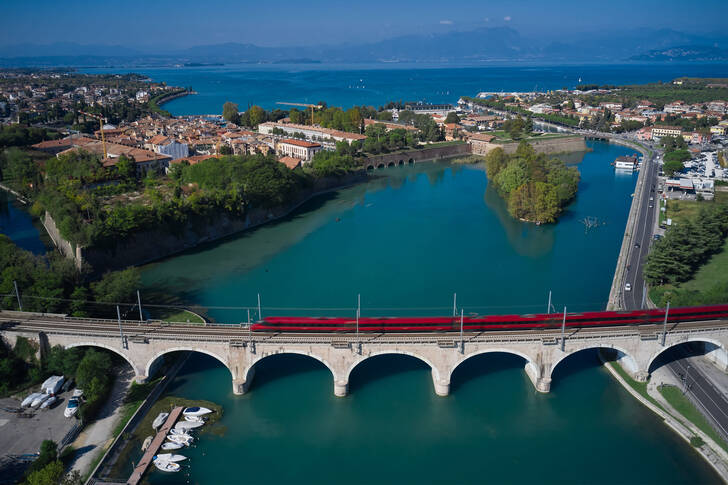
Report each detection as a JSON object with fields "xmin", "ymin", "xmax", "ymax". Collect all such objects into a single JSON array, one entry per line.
[
  {"xmin": 276, "ymin": 102, "xmax": 323, "ymax": 126},
  {"xmin": 78, "ymin": 110, "xmax": 109, "ymax": 159}
]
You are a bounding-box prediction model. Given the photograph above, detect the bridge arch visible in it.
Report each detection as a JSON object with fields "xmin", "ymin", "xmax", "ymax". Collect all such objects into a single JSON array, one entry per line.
[
  {"xmin": 243, "ymin": 351, "xmax": 337, "ymax": 389},
  {"xmin": 451, "ymin": 348, "xmax": 538, "ymax": 380},
  {"xmin": 144, "ymin": 347, "xmax": 231, "ymax": 379},
  {"xmin": 647, "ymin": 337, "xmax": 728, "ymax": 374},
  {"xmin": 377, "ymin": 163, "xmax": 385, "ymax": 169},
  {"xmin": 550, "ymin": 345, "xmax": 639, "ymax": 381},
  {"xmin": 387, "ymin": 161, "xmax": 395, "ymax": 167},
  {"xmin": 66, "ymin": 342, "xmax": 139, "ymax": 375},
  {"xmin": 345, "ymin": 350, "xmax": 439, "ymax": 384},
  {"xmin": 366, "ymin": 164, "xmax": 374, "ymax": 170}
]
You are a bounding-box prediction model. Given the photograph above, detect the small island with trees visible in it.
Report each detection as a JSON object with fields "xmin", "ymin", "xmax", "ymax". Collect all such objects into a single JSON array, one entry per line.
[{"xmin": 483, "ymin": 141, "xmax": 581, "ymax": 223}]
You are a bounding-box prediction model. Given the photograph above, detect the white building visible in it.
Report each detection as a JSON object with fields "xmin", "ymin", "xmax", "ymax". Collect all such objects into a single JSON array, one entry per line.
[
  {"xmin": 148, "ymin": 135, "xmax": 189, "ymax": 160},
  {"xmin": 276, "ymin": 139, "xmax": 322, "ymax": 162}
]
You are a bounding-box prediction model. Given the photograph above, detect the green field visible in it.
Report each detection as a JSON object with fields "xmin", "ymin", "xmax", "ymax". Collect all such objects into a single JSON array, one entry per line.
[{"xmin": 658, "ymin": 384, "xmax": 728, "ymax": 452}]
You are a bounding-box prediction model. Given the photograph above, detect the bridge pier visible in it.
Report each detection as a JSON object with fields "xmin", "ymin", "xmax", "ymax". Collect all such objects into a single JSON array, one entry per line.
[
  {"xmin": 703, "ymin": 343, "xmax": 728, "ymax": 373},
  {"xmin": 633, "ymin": 370, "xmax": 649, "ymax": 382},
  {"xmin": 232, "ymin": 366, "xmax": 255, "ymax": 395},
  {"xmin": 134, "ymin": 375, "xmax": 148, "ymax": 384},
  {"xmin": 535, "ymin": 377, "xmax": 551, "ymax": 393},
  {"xmin": 334, "ymin": 380, "xmax": 348, "ymax": 397},
  {"xmin": 433, "ymin": 369, "xmax": 450, "ymax": 397}
]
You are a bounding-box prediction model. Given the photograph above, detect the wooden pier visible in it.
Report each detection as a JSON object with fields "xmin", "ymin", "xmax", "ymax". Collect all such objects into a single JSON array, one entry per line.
[{"xmin": 127, "ymin": 406, "xmax": 183, "ymax": 485}]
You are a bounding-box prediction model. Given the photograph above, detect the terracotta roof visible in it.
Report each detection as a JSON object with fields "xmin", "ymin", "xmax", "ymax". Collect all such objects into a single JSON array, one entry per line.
[
  {"xmin": 468, "ymin": 133, "xmax": 496, "ymax": 142},
  {"xmin": 149, "ymin": 134, "xmax": 171, "ymax": 145},
  {"xmin": 278, "ymin": 156, "xmax": 302, "ymax": 169},
  {"xmin": 279, "ymin": 139, "xmax": 321, "ymax": 148}
]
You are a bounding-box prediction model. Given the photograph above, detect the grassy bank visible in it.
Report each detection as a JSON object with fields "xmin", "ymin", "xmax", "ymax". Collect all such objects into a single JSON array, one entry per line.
[
  {"xmin": 658, "ymin": 384, "xmax": 728, "ymax": 452},
  {"xmin": 608, "ymin": 361, "xmax": 665, "ymax": 412}
]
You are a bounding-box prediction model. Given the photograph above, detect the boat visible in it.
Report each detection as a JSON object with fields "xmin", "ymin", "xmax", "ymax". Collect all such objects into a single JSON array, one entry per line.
[
  {"xmin": 184, "ymin": 415, "xmax": 207, "ymax": 423},
  {"xmin": 161, "ymin": 442, "xmax": 183, "ymax": 450},
  {"xmin": 141, "ymin": 436, "xmax": 153, "ymax": 452},
  {"xmin": 22, "ymin": 393, "xmax": 43, "ymax": 408},
  {"xmin": 152, "ymin": 412, "xmax": 169, "ymax": 429},
  {"xmin": 40, "ymin": 396, "xmax": 57, "ymax": 409},
  {"xmin": 154, "ymin": 453, "xmax": 187, "ymax": 462},
  {"xmin": 183, "ymin": 406, "xmax": 212, "ymax": 417},
  {"xmin": 64, "ymin": 397, "xmax": 80, "ymax": 418},
  {"xmin": 166, "ymin": 434, "xmax": 194, "ymax": 445},
  {"xmin": 153, "ymin": 460, "xmax": 180, "ymax": 472},
  {"xmin": 174, "ymin": 420, "xmax": 203, "ymax": 431},
  {"xmin": 169, "ymin": 428, "xmax": 194, "ymax": 436},
  {"xmin": 72, "ymin": 389, "xmax": 83, "ymax": 398},
  {"xmin": 31, "ymin": 394, "xmax": 50, "ymax": 409}
]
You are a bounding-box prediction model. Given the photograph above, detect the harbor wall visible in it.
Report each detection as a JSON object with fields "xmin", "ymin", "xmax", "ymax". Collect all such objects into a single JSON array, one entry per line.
[
  {"xmin": 43, "ymin": 172, "xmax": 367, "ymax": 273},
  {"xmin": 363, "ymin": 143, "xmax": 470, "ymax": 168},
  {"xmin": 471, "ymin": 136, "xmax": 587, "ymax": 156}
]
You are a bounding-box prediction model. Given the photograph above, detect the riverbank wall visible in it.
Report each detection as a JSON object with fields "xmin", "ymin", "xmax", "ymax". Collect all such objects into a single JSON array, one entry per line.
[
  {"xmin": 43, "ymin": 171, "xmax": 367, "ymax": 273},
  {"xmin": 363, "ymin": 143, "xmax": 470, "ymax": 169},
  {"xmin": 472, "ymin": 135, "xmax": 587, "ymax": 156}
]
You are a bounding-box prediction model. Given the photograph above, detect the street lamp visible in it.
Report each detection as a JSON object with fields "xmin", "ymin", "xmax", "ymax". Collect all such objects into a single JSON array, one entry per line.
[{"xmin": 683, "ymin": 364, "xmax": 692, "ymax": 394}]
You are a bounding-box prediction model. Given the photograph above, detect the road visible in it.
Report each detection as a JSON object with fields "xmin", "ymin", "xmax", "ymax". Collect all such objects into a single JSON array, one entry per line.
[
  {"xmin": 668, "ymin": 352, "xmax": 728, "ymax": 443},
  {"xmin": 622, "ymin": 144, "xmax": 659, "ymax": 311}
]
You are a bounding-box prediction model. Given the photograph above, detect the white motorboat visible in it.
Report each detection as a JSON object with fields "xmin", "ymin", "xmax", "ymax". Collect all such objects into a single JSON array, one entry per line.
[
  {"xmin": 40, "ymin": 396, "xmax": 57, "ymax": 409},
  {"xmin": 31, "ymin": 393, "xmax": 50, "ymax": 409},
  {"xmin": 72, "ymin": 389, "xmax": 83, "ymax": 398},
  {"xmin": 174, "ymin": 420, "xmax": 203, "ymax": 431},
  {"xmin": 161, "ymin": 442, "xmax": 183, "ymax": 451},
  {"xmin": 64, "ymin": 397, "xmax": 80, "ymax": 418},
  {"xmin": 166, "ymin": 433, "xmax": 193, "ymax": 444},
  {"xmin": 169, "ymin": 428, "xmax": 194, "ymax": 436},
  {"xmin": 152, "ymin": 412, "xmax": 169, "ymax": 430},
  {"xmin": 183, "ymin": 406, "xmax": 212, "ymax": 417},
  {"xmin": 154, "ymin": 453, "xmax": 187, "ymax": 462},
  {"xmin": 141, "ymin": 436, "xmax": 153, "ymax": 452},
  {"xmin": 184, "ymin": 415, "xmax": 206, "ymax": 423},
  {"xmin": 22, "ymin": 393, "xmax": 42, "ymax": 408},
  {"xmin": 153, "ymin": 460, "xmax": 180, "ymax": 472}
]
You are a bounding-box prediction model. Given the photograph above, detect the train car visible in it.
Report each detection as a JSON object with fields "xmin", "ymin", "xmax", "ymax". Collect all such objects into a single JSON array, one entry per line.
[{"xmin": 251, "ymin": 304, "xmax": 728, "ymax": 333}]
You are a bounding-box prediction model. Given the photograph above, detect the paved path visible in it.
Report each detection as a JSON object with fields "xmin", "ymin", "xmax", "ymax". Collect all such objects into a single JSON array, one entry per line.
[{"xmin": 70, "ymin": 367, "xmax": 134, "ymax": 476}]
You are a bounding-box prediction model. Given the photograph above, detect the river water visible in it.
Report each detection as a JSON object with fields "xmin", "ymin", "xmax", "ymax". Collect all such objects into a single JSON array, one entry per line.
[{"xmin": 135, "ymin": 141, "xmax": 719, "ymax": 484}]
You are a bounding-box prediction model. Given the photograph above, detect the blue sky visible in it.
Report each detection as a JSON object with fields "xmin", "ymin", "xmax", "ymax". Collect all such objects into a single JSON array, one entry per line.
[{"xmin": 1, "ymin": 0, "xmax": 726, "ymax": 48}]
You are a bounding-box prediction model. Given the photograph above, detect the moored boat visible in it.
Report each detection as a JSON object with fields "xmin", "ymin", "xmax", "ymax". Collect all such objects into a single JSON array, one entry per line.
[
  {"xmin": 183, "ymin": 406, "xmax": 212, "ymax": 417},
  {"xmin": 161, "ymin": 442, "xmax": 184, "ymax": 450},
  {"xmin": 175, "ymin": 420, "xmax": 203, "ymax": 431},
  {"xmin": 153, "ymin": 460, "xmax": 180, "ymax": 472},
  {"xmin": 154, "ymin": 453, "xmax": 187, "ymax": 462},
  {"xmin": 152, "ymin": 412, "xmax": 169, "ymax": 429},
  {"xmin": 141, "ymin": 436, "xmax": 153, "ymax": 452},
  {"xmin": 167, "ymin": 433, "xmax": 194, "ymax": 444},
  {"xmin": 184, "ymin": 415, "xmax": 206, "ymax": 423}
]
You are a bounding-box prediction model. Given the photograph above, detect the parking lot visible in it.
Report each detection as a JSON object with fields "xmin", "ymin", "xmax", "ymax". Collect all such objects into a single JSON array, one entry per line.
[{"xmin": 0, "ymin": 392, "xmax": 79, "ymax": 459}]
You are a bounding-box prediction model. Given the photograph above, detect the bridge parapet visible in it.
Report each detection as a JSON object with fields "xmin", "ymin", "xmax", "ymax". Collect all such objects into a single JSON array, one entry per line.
[{"xmin": 2, "ymin": 312, "xmax": 728, "ymax": 398}]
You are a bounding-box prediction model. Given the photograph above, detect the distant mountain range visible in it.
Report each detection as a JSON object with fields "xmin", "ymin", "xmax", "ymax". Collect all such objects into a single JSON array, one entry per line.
[
  {"xmin": 630, "ymin": 45, "xmax": 728, "ymax": 62},
  {"xmin": 1, "ymin": 27, "xmax": 727, "ymax": 67}
]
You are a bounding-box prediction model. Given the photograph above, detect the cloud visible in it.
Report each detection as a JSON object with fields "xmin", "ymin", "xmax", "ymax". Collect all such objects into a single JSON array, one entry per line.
[
  {"xmin": 439, "ymin": 20, "xmax": 453, "ymax": 25},
  {"xmin": 503, "ymin": 16, "xmax": 512, "ymax": 21}
]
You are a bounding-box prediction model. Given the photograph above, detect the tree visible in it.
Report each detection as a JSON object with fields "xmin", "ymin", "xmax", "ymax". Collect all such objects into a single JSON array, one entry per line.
[
  {"xmin": 26, "ymin": 460, "xmax": 64, "ymax": 485},
  {"xmin": 219, "ymin": 145, "xmax": 233, "ymax": 155},
  {"xmin": 247, "ymin": 105, "xmax": 266, "ymax": 127},
  {"xmin": 663, "ymin": 159, "xmax": 685, "ymax": 177},
  {"xmin": 91, "ymin": 267, "xmax": 140, "ymax": 305},
  {"xmin": 444, "ymin": 112, "xmax": 460, "ymax": 124},
  {"xmin": 222, "ymin": 101, "xmax": 240, "ymax": 124}
]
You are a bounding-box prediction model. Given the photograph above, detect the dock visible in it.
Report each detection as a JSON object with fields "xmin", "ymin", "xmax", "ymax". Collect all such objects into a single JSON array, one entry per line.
[{"xmin": 126, "ymin": 406, "xmax": 183, "ymax": 485}]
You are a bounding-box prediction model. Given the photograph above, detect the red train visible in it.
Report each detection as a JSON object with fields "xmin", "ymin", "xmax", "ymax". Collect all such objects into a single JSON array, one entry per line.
[{"xmin": 250, "ymin": 304, "xmax": 728, "ymax": 333}]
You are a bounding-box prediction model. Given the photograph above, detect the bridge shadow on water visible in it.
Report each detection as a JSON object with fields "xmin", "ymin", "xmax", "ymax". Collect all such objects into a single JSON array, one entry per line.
[
  {"xmin": 248, "ymin": 354, "xmax": 329, "ymax": 393},
  {"xmin": 550, "ymin": 348, "xmax": 606, "ymax": 392},
  {"xmin": 450, "ymin": 353, "xmax": 525, "ymax": 393},
  {"xmin": 349, "ymin": 355, "xmax": 429, "ymax": 394}
]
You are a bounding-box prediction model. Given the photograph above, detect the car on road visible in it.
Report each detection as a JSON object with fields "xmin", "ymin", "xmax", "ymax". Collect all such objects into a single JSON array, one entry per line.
[
  {"xmin": 625, "ymin": 283, "xmax": 632, "ymax": 292},
  {"xmin": 634, "ymin": 243, "xmax": 640, "ymax": 248}
]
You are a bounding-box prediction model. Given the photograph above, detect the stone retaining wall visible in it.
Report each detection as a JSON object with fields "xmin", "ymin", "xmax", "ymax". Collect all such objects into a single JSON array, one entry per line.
[{"xmin": 363, "ymin": 143, "xmax": 470, "ymax": 168}]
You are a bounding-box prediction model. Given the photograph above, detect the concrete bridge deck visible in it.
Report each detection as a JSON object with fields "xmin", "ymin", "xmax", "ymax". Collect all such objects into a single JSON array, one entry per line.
[{"xmin": 2, "ymin": 311, "xmax": 728, "ymax": 398}]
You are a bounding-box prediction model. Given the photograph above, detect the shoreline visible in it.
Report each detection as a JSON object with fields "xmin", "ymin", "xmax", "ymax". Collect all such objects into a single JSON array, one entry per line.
[{"xmin": 601, "ymin": 355, "xmax": 728, "ymax": 482}]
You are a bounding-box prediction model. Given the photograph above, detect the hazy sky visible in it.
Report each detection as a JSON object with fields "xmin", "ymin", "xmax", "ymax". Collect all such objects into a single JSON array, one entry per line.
[{"xmin": 1, "ymin": 0, "xmax": 726, "ymax": 48}]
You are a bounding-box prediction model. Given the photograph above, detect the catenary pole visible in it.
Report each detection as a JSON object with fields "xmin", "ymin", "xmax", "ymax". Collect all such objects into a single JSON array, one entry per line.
[
  {"xmin": 561, "ymin": 306, "xmax": 567, "ymax": 351},
  {"xmin": 662, "ymin": 302, "xmax": 670, "ymax": 346},
  {"xmin": 547, "ymin": 290, "xmax": 552, "ymax": 314},
  {"xmin": 117, "ymin": 305, "xmax": 126, "ymax": 348},
  {"xmin": 137, "ymin": 290, "xmax": 144, "ymax": 322},
  {"xmin": 13, "ymin": 280, "xmax": 22, "ymax": 311},
  {"xmin": 453, "ymin": 293, "xmax": 457, "ymax": 318},
  {"xmin": 258, "ymin": 293, "xmax": 262, "ymax": 320},
  {"xmin": 460, "ymin": 309, "xmax": 464, "ymax": 353}
]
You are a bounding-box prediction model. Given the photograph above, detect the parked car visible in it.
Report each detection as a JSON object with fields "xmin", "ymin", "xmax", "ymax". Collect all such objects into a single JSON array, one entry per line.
[{"xmin": 625, "ymin": 283, "xmax": 632, "ymax": 292}]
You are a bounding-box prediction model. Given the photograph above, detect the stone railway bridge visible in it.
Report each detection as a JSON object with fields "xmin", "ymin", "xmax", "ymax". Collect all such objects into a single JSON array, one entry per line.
[{"xmin": 2, "ymin": 310, "xmax": 728, "ymax": 397}]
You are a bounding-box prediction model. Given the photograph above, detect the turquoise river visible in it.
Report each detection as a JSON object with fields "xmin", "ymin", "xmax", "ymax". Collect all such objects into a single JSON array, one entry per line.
[{"xmin": 125, "ymin": 141, "xmax": 719, "ymax": 484}]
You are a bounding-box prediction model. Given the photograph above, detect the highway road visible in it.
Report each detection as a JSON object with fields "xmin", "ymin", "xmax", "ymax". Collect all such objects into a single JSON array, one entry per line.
[
  {"xmin": 668, "ymin": 351, "xmax": 728, "ymax": 443},
  {"xmin": 621, "ymin": 144, "xmax": 659, "ymax": 311}
]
